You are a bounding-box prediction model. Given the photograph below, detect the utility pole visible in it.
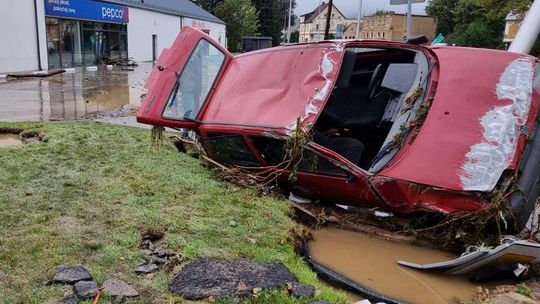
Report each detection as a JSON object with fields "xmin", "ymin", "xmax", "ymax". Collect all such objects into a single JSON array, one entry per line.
[
  {"xmin": 355, "ymin": 0, "xmax": 363, "ymax": 39},
  {"xmin": 324, "ymin": 0, "xmax": 333, "ymax": 39},
  {"xmin": 406, "ymin": 0, "xmax": 412, "ymax": 40},
  {"xmin": 287, "ymin": 0, "xmax": 293, "ymax": 43}
]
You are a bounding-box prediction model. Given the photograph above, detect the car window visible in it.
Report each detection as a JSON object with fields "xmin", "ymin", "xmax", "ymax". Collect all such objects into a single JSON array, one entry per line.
[
  {"xmin": 204, "ymin": 134, "xmax": 259, "ymax": 167},
  {"xmin": 251, "ymin": 136, "xmax": 347, "ymax": 177},
  {"xmin": 163, "ymin": 39, "xmax": 225, "ymax": 120}
]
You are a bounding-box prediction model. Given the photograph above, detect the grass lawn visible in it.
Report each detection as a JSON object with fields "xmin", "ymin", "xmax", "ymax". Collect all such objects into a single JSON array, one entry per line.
[{"xmin": 0, "ymin": 121, "xmax": 348, "ymax": 304}]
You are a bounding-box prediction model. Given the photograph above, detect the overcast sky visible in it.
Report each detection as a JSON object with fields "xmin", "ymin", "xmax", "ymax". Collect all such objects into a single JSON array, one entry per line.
[{"xmin": 295, "ymin": 0, "xmax": 429, "ymax": 19}]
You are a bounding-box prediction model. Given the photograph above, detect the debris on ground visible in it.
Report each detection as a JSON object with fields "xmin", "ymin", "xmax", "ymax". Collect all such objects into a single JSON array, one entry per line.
[
  {"xmin": 137, "ymin": 228, "xmax": 179, "ymax": 273},
  {"xmin": 288, "ymin": 282, "xmax": 316, "ymax": 297},
  {"xmin": 101, "ymin": 279, "xmax": 139, "ymax": 298},
  {"xmin": 51, "ymin": 265, "xmax": 93, "ymax": 284},
  {"xmin": 85, "ymin": 104, "xmax": 140, "ymax": 120},
  {"xmin": 170, "ymin": 259, "xmax": 298, "ymax": 300},
  {"xmin": 54, "ymin": 294, "xmax": 79, "ymax": 304},
  {"xmin": 73, "ymin": 280, "xmax": 99, "ymax": 299},
  {"xmin": 7, "ymin": 69, "xmax": 66, "ymax": 78}
]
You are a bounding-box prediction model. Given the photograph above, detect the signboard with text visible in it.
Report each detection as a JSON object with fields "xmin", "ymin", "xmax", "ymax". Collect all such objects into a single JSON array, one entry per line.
[{"xmin": 44, "ymin": 0, "xmax": 129, "ymax": 23}]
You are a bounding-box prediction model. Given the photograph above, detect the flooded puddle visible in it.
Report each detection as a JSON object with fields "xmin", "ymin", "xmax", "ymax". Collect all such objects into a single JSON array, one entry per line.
[
  {"xmin": 309, "ymin": 228, "xmax": 489, "ymax": 304},
  {"xmin": 0, "ymin": 63, "xmax": 150, "ymax": 122},
  {"xmin": 0, "ymin": 134, "xmax": 22, "ymax": 146}
]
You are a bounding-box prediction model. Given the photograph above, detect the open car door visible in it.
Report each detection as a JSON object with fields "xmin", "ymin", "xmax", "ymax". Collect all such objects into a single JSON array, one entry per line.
[{"xmin": 137, "ymin": 26, "xmax": 232, "ymax": 129}]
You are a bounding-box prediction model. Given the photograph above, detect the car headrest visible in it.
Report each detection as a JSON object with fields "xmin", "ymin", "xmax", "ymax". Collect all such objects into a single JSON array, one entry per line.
[{"xmin": 335, "ymin": 51, "xmax": 356, "ymax": 89}]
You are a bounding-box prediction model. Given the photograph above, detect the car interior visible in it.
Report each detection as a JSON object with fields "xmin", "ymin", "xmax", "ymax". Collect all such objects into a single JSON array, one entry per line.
[{"xmin": 313, "ymin": 47, "xmax": 430, "ymax": 172}]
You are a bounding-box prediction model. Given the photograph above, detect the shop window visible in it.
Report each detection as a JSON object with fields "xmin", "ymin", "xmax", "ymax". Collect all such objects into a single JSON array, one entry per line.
[{"xmin": 204, "ymin": 134, "xmax": 259, "ymax": 167}]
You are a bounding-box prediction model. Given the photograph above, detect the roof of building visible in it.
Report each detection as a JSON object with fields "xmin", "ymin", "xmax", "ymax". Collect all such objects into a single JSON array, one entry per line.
[
  {"xmin": 300, "ymin": 1, "xmax": 347, "ymax": 23},
  {"xmin": 365, "ymin": 13, "xmax": 435, "ymax": 19},
  {"xmin": 506, "ymin": 11, "xmax": 524, "ymax": 21},
  {"xmin": 104, "ymin": 0, "xmax": 225, "ymax": 24}
]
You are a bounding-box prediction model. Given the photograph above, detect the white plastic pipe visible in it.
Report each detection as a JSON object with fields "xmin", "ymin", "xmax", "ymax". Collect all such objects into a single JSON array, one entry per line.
[
  {"xmin": 355, "ymin": 0, "xmax": 363, "ymax": 39},
  {"xmin": 406, "ymin": 0, "xmax": 413, "ymax": 39},
  {"xmin": 508, "ymin": 0, "xmax": 540, "ymax": 54}
]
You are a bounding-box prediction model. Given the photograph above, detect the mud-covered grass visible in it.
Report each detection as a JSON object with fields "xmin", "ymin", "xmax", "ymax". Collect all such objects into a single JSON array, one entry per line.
[{"xmin": 0, "ymin": 121, "xmax": 348, "ymax": 304}]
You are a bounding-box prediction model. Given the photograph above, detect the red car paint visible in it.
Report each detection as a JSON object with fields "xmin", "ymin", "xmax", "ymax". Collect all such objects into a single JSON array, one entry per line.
[{"xmin": 138, "ymin": 27, "xmax": 540, "ymax": 218}]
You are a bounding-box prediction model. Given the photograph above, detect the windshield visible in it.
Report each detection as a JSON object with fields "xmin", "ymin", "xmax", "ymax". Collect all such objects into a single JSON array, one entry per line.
[{"xmin": 163, "ymin": 39, "xmax": 225, "ymax": 120}]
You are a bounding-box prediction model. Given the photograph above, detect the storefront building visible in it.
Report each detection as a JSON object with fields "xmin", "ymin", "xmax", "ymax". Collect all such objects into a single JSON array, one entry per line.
[{"xmin": 0, "ymin": 0, "xmax": 225, "ymax": 73}]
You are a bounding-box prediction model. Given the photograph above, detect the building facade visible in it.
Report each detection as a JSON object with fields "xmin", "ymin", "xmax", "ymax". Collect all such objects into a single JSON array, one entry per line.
[
  {"xmin": 0, "ymin": 0, "xmax": 225, "ymax": 74},
  {"xmin": 299, "ymin": 2, "xmax": 354, "ymax": 43},
  {"xmin": 504, "ymin": 12, "xmax": 523, "ymax": 46},
  {"xmin": 360, "ymin": 13, "xmax": 437, "ymax": 43},
  {"xmin": 342, "ymin": 22, "xmax": 359, "ymax": 40}
]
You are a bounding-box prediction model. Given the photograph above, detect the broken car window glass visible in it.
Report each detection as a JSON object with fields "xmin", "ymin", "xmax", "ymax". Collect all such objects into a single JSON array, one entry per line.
[
  {"xmin": 163, "ymin": 40, "xmax": 225, "ymax": 120},
  {"xmin": 204, "ymin": 134, "xmax": 259, "ymax": 167}
]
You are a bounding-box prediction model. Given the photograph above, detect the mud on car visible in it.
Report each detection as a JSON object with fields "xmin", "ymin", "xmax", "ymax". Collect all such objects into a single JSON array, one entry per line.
[{"xmin": 138, "ymin": 27, "xmax": 540, "ymax": 232}]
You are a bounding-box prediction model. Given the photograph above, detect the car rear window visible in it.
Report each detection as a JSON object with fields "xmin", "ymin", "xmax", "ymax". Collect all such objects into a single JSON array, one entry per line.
[{"xmin": 163, "ymin": 39, "xmax": 225, "ymax": 120}]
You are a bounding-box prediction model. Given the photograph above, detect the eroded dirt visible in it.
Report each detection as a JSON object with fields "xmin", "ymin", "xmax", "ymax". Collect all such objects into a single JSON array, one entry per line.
[{"xmin": 0, "ymin": 134, "xmax": 22, "ymax": 146}]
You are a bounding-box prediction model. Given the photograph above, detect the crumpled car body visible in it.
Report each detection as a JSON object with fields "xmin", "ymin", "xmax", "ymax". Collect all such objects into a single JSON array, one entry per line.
[{"xmin": 138, "ymin": 27, "xmax": 540, "ymax": 230}]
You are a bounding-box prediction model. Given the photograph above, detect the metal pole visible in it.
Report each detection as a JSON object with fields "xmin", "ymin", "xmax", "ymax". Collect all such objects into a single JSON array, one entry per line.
[
  {"xmin": 355, "ymin": 0, "xmax": 363, "ymax": 39},
  {"xmin": 508, "ymin": 0, "xmax": 540, "ymax": 54},
  {"xmin": 287, "ymin": 0, "xmax": 293, "ymax": 43},
  {"xmin": 324, "ymin": 0, "xmax": 334, "ymax": 40},
  {"xmin": 406, "ymin": 0, "xmax": 412, "ymax": 40}
]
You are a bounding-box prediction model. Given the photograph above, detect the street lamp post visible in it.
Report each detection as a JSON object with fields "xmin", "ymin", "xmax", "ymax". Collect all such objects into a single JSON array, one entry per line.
[
  {"xmin": 406, "ymin": 0, "xmax": 412, "ymax": 40},
  {"xmin": 287, "ymin": 0, "xmax": 293, "ymax": 43}
]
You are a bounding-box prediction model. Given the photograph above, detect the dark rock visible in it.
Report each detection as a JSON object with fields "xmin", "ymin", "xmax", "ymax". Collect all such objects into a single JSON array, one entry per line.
[
  {"xmin": 51, "ymin": 265, "xmax": 93, "ymax": 284},
  {"xmin": 135, "ymin": 263, "xmax": 159, "ymax": 274},
  {"xmin": 142, "ymin": 254, "xmax": 167, "ymax": 264},
  {"xmin": 102, "ymin": 279, "xmax": 139, "ymax": 297},
  {"xmin": 140, "ymin": 249, "xmax": 153, "ymax": 256},
  {"xmin": 73, "ymin": 280, "xmax": 98, "ymax": 299},
  {"xmin": 290, "ymin": 283, "xmax": 315, "ymax": 297},
  {"xmin": 154, "ymin": 247, "xmax": 167, "ymax": 258},
  {"xmin": 55, "ymin": 294, "xmax": 80, "ymax": 304},
  {"xmin": 170, "ymin": 259, "xmax": 298, "ymax": 300}
]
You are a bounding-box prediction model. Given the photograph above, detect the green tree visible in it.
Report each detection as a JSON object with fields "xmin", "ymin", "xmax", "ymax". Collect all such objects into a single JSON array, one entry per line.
[
  {"xmin": 191, "ymin": 0, "xmax": 224, "ymax": 14},
  {"xmin": 215, "ymin": 0, "xmax": 259, "ymax": 52},
  {"xmin": 252, "ymin": 0, "xmax": 282, "ymax": 45},
  {"xmin": 426, "ymin": 0, "xmax": 458, "ymax": 36},
  {"xmin": 475, "ymin": 0, "xmax": 531, "ymax": 20},
  {"xmin": 449, "ymin": 0, "xmax": 504, "ymax": 49}
]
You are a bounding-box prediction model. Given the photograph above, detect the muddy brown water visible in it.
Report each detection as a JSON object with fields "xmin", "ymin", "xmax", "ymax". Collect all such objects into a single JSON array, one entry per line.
[
  {"xmin": 0, "ymin": 134, "xmax": 22, "ymax": 146},
  {"xmin": 309, "ymin": 228, "xmax": 490, "ymax": 304},
  {"xmin": 0, "ymin": 63, "xmax": 150, "ymax": 122}
]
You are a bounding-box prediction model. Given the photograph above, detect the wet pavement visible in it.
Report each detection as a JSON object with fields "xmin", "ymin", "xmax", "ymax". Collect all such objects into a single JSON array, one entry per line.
[{"xmin": 0, "ymin": 63, "xmax": 151, "ymax": 122}]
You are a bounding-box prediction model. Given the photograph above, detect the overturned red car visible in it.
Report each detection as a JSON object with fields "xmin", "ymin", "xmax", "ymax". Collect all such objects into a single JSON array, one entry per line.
[{"xmin": 138, "ymin": 27, "xmax": 540, "ymax": 231}]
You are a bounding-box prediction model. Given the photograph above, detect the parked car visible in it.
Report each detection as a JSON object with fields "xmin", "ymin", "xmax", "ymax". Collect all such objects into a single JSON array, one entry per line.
[{"xmin": 137, "ymin": 27, "xmax": 540, "ymax": 231}]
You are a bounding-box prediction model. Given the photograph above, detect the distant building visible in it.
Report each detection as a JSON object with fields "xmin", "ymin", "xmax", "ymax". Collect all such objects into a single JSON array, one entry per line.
[
  {"xmin": 360, "ymin": 13, "xmax": 437, "ymax": 43},
  {"xmin": 299, "ymin": 1, "xmax": 355, "ymax": 42},
  {"xmin": 504, "ymin": 12, "xmax": 524, "ymax": 46},
  {"xmin": 342, "ymin": 22, "xmax": 360, "ymax": 40},
  {"xmin": 0, "ymin": 0, "xmax": 225, "ymax": 74}
]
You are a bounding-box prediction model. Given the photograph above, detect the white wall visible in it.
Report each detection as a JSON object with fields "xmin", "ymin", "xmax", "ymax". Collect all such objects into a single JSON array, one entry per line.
[
  {"xmin": 0, "ymin": 0, "xmax": 47, "ymax": 73},
  {"xmin": 127, "ymin": 7, "xmax": 182, "ymax": 62},
  {"xmin": 127, "ymin": 8, "xmax": 226, "ymax": 62},
  {"xmin": 182, "ymin": 17, "xmax": 226, "ymax": 47}
]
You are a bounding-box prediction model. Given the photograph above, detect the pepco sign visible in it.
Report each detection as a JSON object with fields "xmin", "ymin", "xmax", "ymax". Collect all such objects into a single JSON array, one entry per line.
[{"xmin": 45, "ymin": 0, "xmax": 129, "ymax": 23}]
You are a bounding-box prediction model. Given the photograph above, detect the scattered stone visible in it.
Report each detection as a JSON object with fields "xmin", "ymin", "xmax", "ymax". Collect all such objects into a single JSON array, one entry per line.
[
  {"xmin": 102, "ymin": 279, "xmax": 139, "ymax": 298},
  {"xmin": 488, "ymin": 292, "xmax": 536, "ymax": 304},
  {"xmin": 0, "ymin": 270, "xmax": 6, "ymax": 282},
  {"xmin": 135, "ymin": 263, "xmax": 159, "ymax": 274},
  {"xmin": 51, "ymin": 265, "xmax": 93, "ymax": 284},
  {"xmin": 310, "ymin": 301, "xmax": 331, "ymax": 304},
  {"xmin": 73, "ymin": 280, "xmax": 98, "ymax": 299},
  {"xmin": 290, "ymin": 283, "xmax": 315, "ymax": 297},
  {"xmin": 170, "ymin": 259, "xmax": 298, "ymax": 300},
  {"xmin": 55, "ymin": 294, "xmax": 79, "ymax": 304}
]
